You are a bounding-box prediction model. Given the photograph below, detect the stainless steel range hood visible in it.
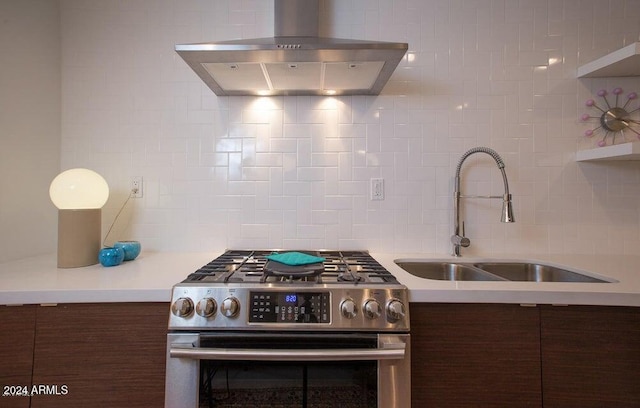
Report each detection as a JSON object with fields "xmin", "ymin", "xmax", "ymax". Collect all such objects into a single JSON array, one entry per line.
[{"xmin": 175, "ymin": 0, "xmax": 408, "ymax": 96}]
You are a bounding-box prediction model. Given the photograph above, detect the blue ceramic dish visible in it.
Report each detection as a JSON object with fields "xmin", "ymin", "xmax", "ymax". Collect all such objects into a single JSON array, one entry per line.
[
  {"xmin": 114, "ymin": 240, "xmax": 141, "ymax": 261},
  {"xmin": 99, "ymin": 247, "xmax": 125, "ymax": 267}
]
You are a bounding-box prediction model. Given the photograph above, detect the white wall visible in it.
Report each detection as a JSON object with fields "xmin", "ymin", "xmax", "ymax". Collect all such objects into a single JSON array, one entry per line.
[
  {"xmin": 57, "ymin": 0, "xmax": 640, "ymax": 256},
  {"xmin": 0, "ymin": 0, "xmax": 60, "ymax": 262}
]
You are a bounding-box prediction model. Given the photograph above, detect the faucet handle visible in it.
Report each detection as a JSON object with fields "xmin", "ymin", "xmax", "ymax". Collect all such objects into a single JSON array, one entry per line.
[
  {"xmin": 451, "ymin": 234, "xmax": 470, "ymax": 248},
  {"xmin": 461, "ymin": 222, "xmax": 470, "ymax": 247}
]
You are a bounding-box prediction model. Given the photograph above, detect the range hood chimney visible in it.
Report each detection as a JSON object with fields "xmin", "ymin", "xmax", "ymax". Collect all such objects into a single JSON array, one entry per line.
[{"xmin": 175, "ymin": 0, "xmax": 408, "ymax": 96}]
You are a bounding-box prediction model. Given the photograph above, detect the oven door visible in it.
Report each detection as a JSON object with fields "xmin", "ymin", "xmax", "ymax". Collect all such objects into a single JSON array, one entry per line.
[{"xmin": 165, "ymin": 332, "xmax": 410, "ymax": 408}]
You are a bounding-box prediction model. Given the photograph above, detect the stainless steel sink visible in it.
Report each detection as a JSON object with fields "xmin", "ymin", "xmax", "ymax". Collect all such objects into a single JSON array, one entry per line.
[
  {"xmin": 395, "ymin": 260, "xmax": 614, "ymax": 283},
  {"xmin": 472, "ymin": 262, "xmax": 613, "ymax": 283},
  {"xmin": 394, "ymin": 262, "xmax": 506, "ymax": 281}
]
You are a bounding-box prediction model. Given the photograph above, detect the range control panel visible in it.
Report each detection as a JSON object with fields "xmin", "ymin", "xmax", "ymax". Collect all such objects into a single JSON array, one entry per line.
[
  {"xmin": 168, "ymin": 284, "xmax": 410, "ymax": 332},
  {"xmin": 249, "ymin": 291, "xmax": 330, "ymax": 323}
]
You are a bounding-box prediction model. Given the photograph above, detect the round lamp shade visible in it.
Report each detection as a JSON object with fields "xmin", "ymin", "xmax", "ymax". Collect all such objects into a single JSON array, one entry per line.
[{"xmin": 50, "ymin": 168, "xmax": 109, "ymax": 209}]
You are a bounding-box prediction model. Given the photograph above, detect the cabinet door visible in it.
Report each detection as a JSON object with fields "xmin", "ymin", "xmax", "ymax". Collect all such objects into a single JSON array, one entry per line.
[
  {"xmin": 541, "ymin": 305, "xmax": 640, "ymax": 408},
  {"xmin": 30, "ymin": 302, "xmax": 169, "ymax": 408},
  {"xmin": 0, "ymin": 305, "xmax": 36, "ymax": 408},
  {"xmin": 411, "ymin": 303, "xmax": 542, "ymax": 408}
]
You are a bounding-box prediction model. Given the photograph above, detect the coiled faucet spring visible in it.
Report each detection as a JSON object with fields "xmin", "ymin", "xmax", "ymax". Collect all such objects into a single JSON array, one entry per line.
[{"xmin": 451, "ymin": 147, "xmax": 515, "ymax": 257}]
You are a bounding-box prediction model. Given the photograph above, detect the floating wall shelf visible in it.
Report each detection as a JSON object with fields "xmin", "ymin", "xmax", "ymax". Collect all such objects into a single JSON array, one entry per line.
[
  {"xmin": 576, "ymin": 142, "xmax": 640, "ymax": 162},
  {"xmin": 577, "ymin": 42, "xmax": 640, "ymax": 78},
  {"xmin": 576, "ymin": 43, "xmax": 640, "ymax": 161}
]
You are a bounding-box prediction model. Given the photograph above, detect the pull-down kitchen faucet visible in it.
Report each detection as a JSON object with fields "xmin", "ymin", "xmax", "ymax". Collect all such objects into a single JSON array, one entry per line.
[{"xmin": 451, "ymin": 147, "xmax": 515, "ymax": 257}]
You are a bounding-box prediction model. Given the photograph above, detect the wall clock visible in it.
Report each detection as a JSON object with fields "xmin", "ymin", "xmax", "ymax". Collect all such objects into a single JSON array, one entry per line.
[{"xmin": 581, "ymin": 88, "xmax": 640, "ymax": 147}]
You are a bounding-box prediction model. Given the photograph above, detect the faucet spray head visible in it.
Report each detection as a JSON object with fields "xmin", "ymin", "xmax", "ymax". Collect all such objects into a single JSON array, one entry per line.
[{"xmin": 501, "ymin": 194, "xmax": 515, "ymax": 223}]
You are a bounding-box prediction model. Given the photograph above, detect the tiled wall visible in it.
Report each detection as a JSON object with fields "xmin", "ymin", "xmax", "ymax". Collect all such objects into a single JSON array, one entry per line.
[
  {"xmin": 0, "ymin": 0, "xmax": 60, "ymax": 263},
  {"xmin": 60, "ymin": 0, "xmax": 640, "ymax": 256}
]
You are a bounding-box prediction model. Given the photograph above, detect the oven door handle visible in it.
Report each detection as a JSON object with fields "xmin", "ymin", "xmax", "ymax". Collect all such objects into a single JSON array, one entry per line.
[{"xmin": 169, "ymin": 343, "xmax": 406, "ymax": 362}]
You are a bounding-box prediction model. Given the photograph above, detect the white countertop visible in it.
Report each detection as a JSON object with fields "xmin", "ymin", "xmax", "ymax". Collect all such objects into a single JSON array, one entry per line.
[
  {"xmin": 0, "ymin": 251, "xmax": 639, "ymax": 307},
  {"xmin": 0, "ymin": 252, "xmax": 216, "ymax": 305}
]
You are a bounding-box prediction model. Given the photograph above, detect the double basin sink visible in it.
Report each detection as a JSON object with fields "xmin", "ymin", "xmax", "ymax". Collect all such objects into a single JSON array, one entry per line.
[{"xmin": 394, "ymin": 260, "xmax": 615, "ymax": 283}]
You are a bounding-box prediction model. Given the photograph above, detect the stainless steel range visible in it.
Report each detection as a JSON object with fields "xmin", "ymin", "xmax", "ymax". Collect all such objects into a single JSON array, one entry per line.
[{"xmin": 165, "ymin": 250, "xmax": 410, "ymax": 408}]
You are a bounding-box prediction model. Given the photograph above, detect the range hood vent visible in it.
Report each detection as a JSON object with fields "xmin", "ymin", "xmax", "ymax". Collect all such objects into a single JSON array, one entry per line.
[{"xmin": 175, "ymin": 0, "xmax": 408, "ymax": 96}]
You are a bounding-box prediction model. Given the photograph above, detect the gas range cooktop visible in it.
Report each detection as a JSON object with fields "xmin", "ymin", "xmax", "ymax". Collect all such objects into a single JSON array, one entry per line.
[
  {"xmin": 169, "ymin": 250, "xmax": 409, "ymax": 332},
  {"xmin": 182, "ymin": 250, "xmax": 401, "ymax": 285}
]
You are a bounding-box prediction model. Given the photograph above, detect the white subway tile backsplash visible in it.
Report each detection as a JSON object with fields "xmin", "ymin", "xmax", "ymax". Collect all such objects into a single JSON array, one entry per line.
[{"xmin": 58, "ymin": 0, "xmax": 640, "ymax": 255}]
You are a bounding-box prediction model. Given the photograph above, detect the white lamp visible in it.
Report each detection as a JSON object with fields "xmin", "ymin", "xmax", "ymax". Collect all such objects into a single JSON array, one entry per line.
[{"xmin": 49, "ymin": 168, "xmax": 109, "ymax": 268}]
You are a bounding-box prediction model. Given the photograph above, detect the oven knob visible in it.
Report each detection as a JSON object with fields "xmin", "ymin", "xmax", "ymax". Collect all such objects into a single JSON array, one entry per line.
[
  {"xmin": 196, "ymin": 298, "xmax": 217, "ymax": 317},
  {"xmin": 363, "ymin": 299, "xmax": 382, "ymax": 319},
  {"xmin": 171, "ymin": 297, "xmax": 194, "ymax": 317},
  {"xmin": 386, "ymin": 300, "xmax": 406, "ymax": 322},
  {"xmin": 340, "ymin": 299, "xmax": 357, "ymax": 319},
  {"xmin": 220, "ymin": 296, "xmax": 240, "ymax": 318}
]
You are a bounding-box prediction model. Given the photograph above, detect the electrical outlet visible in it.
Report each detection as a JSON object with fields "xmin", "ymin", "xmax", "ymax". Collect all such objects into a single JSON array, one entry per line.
[
  {"xmin": 131, "ymin": 176, "xmax": 143, "ymax": 198},
  {"xmin": 370, "ymin": 178, "xmax": 384, "ymax": 200}
]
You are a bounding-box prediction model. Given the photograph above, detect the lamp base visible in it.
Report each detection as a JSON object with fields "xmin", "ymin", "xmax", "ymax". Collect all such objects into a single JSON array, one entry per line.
[{"xmin": 57, "ymin": 209, "xmax": 101, "ymax": 268}]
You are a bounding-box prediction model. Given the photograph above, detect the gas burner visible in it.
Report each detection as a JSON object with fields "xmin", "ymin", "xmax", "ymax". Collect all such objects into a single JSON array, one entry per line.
[
  {"xmin": 337, "ymin": 267, "xmax": 363, "ymax": 282},
  {"xmin": 260, "ymin": 257, "xmax": 325, "ymax": 283}
]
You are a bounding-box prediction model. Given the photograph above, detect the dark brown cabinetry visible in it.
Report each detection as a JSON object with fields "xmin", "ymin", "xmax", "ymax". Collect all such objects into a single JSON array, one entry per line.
[
  {"xmin": 0, "ymin": 305, "xmax": 37, "ymax": 408},
  {"xmin": 0, "ymin": 303, "xmax": 168, "ymax": 408},
  {"xmin": 411, "ymin": 303, "xmax": 640, "ymax": 408},
  {"xmin": 541, "ymin": 305, "xmax": 640, "ymax": 408},
  {"xmin": 30, "ymin": 302, "xmax": 168, "ymax": 408},
  {"xmin": 411, "ymin": 303, "xmax": 542, "ymax": 407}
]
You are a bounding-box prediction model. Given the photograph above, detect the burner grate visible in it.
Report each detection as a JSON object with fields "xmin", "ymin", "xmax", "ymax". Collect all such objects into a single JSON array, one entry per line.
[{"xmin": 181, "ymin": 250, "xmax": 398, "ymax": 285}]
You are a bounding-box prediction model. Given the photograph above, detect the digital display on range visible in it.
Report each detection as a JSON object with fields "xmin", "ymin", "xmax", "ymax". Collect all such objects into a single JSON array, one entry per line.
[{"xmin": 249, "ymin": 292, "xmax": 330, "ymax": 323}]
